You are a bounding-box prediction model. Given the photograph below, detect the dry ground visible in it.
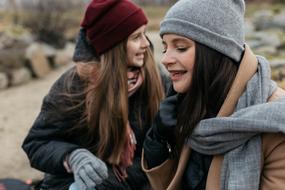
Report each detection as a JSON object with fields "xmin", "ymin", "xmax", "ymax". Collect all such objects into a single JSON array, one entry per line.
[{"xmin": 0, "ymin": 65, "xmax": 72, "ymax": 181}]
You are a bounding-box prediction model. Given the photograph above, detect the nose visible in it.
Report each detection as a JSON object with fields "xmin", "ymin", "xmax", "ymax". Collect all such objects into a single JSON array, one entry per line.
[
  {"xmin": 161, "ymin": 50, "xmax": 176, "ymax": 67},
  {"xmin": 141, "ymin": 35, "xmax": 150, "ymax": 49}
]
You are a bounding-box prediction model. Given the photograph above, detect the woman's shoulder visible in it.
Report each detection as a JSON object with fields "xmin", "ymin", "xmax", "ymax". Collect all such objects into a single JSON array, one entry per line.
[
  {"xmin": 262, "ymin": 133, "xmax": 285, "ymax": 157},
  {"xmin": 49, "ymin": 65, "xmax": 83, "ymax": 94},
  {"xmin": 261, "ymin": 132, "xmax": 285, "ymax": 190},
  {"xmin": 261, "ymin": 87, "xmax": 285, "ymax": 157}
]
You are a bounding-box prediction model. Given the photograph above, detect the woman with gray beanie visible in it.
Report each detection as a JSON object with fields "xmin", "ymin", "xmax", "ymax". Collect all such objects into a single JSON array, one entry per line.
[
  {"xmin": 22, "ymin": 0, "xmax": 169, "ymax": 190},
  {"xmin": 142, "ymin": 0, "xmax": 285, "ymax": 189}
]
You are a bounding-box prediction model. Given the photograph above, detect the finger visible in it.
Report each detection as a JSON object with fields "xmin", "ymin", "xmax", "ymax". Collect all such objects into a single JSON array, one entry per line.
[
  {"xmin": 78, "ymin": 167, "xmax": 96, "ymax": 188},
  {"xmin": 89, "ymin": 163, "xmax": 108, "ymax": 183},
  {"xmin": 91, "ymin": 159, "xmax": 108, "ymax": 178},
  {"xmin": 84, "ymin": 163, "xmax": 104, "ymax": 185},
  {"xmin": 75, "ymin": 175, "xmax": 88, "ymax": 190}
]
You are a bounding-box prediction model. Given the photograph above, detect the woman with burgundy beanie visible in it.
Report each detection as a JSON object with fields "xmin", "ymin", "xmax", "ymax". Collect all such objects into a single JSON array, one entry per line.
[{"xmin": 22, "ymin": 0, "xmax": 168, "ymax": 190}]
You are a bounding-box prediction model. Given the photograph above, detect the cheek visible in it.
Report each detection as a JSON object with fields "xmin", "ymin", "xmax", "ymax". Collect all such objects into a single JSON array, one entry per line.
[
  {"xmin": 183, "ymin": 54, "xmax": 195, "ymax": 71},
  {"xmin": 173, "ymin": 73, "xmax": 192, "ymax": 93},
  {"xmin": 127, "ymin": 44, "xmax": 136, "ymax": 57}
]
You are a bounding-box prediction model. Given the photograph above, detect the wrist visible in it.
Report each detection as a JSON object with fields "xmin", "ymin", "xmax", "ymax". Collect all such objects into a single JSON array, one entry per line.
[{"xmin": 63, "ymin": 155, "xmax": 72, "ymax": 173}]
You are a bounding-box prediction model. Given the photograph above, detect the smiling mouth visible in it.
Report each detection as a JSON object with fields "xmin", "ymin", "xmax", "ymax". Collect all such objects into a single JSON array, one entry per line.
[
  {"xmin": 136, "ymin": 53, "xmax": 144, "ymax": 58},
  {"xmin": 169, "ymin": 70, "xmax": 187, "ymax": 81}
]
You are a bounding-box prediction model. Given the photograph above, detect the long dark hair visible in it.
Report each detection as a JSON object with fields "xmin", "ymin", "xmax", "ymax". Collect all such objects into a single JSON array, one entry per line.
[
  {"xmin": 176, "ymin": 42, "xmax": 239, "ymax": 149},
  {"xmin": 64, "ymin": 41, "xmax": 164, "ymax": 164}
]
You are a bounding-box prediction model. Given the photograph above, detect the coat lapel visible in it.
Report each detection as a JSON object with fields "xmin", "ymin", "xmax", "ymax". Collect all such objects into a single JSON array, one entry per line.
[{"xmin": 206, "ymin": 45, "xmax": 258, "ymax": 190}]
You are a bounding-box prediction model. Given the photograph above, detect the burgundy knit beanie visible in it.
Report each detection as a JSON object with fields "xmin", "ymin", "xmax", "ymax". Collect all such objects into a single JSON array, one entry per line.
[{"xmin": 81, "ymin": 0, "xmax": 148, "ymax": 56}]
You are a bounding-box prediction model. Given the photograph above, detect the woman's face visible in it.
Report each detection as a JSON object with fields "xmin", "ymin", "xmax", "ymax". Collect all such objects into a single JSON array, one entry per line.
[
  {"xmin": 162, "ymin": 34, "xmax": 196, "ymax": 93},
  {"xmin": 126, "ymin": 25, "xmax": 150, "ymax": 67}
]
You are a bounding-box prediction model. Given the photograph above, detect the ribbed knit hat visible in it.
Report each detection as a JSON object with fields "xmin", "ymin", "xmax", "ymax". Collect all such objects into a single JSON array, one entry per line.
[
  {"xmin": 160, "ymin": 0, "xmax": 246, "ymax": 63},
  {"xmin": 81, "ymin": 0, "xmax": 147, "ymax": 56}
]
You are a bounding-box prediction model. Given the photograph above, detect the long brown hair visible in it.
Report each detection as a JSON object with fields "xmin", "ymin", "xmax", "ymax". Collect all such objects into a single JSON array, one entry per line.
[
  {"xmin": 73, "ymin": 41, "xmax": 164, "ymax": 164},
  {"xmin": 176, "ymin": 42, "xmax": 238, "ymax": 149}
]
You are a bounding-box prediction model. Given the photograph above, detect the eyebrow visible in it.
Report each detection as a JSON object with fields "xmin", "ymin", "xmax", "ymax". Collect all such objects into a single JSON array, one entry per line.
[
  {"xmin": 130, "ymin": 29, "xmax": 146, "ymax": 38},
  {"xmin": 163, "ymin": 37, "xmax": 191, "ymax": 45},
  {"xmin": 130, "ymin": 32, "xmax": 140, "ymax": 38}
]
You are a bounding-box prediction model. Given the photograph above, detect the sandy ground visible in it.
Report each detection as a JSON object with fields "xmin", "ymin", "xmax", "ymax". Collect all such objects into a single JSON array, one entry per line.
[
  {"xmin": 0, "ymin": 64, "xmax": 73, "ymax": 181},
  {"xmin": 0, "ymin": 31, "xmax": 162, "ymax": 181}
]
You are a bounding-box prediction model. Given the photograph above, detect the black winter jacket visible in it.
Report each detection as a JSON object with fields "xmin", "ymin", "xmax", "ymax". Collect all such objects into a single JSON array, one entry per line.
[
  {"xmin": 143, "ymin": 90, "xmax": 212, "ymax": 190},
  {"xmin": 22, "ymin": 66, "xmax": 170, "ymax": 190}
]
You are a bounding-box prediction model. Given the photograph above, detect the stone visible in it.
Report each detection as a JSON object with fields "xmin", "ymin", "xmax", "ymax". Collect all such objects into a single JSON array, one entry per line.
[
  {"xmin": 9, "ymin": 67, "xmax": 32, "ymax": 86},
  {"xmin": 0, "ymin": 72, "xmax": 8, "ymax": 90},
  {"xmin": 25, "ymin": 43, "xmax": 51, "ymax": 78},
  {"xmin": 54, "ymin": 43, "xmax": 74, "ymax": 66}
]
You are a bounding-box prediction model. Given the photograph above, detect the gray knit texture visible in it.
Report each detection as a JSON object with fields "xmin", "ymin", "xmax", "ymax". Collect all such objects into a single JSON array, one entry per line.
[
  {"xmin": 188, "ymin": 56, "xmax": 285, "ymax": 190},
  {"xmin": 69, "ymin": 148, "xmax": 108, "ymax": 190},
  {"xmin": 160, "ymin": 0, "xmax": 245, "ymax": 62}
]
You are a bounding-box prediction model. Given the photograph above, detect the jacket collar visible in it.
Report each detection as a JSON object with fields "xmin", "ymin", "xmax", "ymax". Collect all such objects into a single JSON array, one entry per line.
[{"xmin": 218, "ymin": 44, "xmax": 258, "ymax": 117}]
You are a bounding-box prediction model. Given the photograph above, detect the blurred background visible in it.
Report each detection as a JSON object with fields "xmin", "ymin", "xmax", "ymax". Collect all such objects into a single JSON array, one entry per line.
[{"xmin": 0, "ymin": 0, "xmax": 285, "ymax": 186}]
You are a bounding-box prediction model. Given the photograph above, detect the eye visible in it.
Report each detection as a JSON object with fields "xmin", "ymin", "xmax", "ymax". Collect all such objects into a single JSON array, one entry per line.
[
  {"xmin": 133, "ymin": 34, "xmax": 141, "ymax": 40},
  {"xmin": 162, "ymin": 45, "xmax": 167, "ymax": 54},
  {"xmin": 176, "ymin": 47, "xmax": 188, "ymax": 52}
]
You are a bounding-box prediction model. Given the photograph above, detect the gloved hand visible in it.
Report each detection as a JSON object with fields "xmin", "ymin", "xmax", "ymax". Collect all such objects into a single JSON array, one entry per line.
[
  {"xmin": 153, "ymin": 86, "xmax": 179, "ymax": 142},
  {"xmin": 68, "ymin": 148, "xmax": 108, "ymax": 190}
]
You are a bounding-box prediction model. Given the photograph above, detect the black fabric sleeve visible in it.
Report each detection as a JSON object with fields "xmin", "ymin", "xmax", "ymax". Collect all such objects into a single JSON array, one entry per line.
[
  {"xmin": 143, "ymin": 128, "xmax": 169, "ymax": 168},
  {"xmin": 22, "ymin": 67, "xmax": 82, "ymax": 174}
]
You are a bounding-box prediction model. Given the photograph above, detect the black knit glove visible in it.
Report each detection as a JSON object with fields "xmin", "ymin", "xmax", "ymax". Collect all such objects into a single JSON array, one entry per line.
[
  {"xmin": 68, "ymin": 149, "xmax": 108, "ymax": 190},
  {"xmin": 153, "ymin": 87, "xmax": 178, "ymax": 143}
]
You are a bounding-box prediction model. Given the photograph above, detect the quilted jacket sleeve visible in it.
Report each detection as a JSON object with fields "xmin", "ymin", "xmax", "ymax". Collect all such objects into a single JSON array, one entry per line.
[{"xmin": 22, "ymin": 67, "xmax": 83, "ymax": 175}]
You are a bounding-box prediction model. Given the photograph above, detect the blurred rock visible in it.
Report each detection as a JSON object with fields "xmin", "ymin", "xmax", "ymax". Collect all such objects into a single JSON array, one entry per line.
[
  {"xmin": 0, "ymin": 25, "xmax": 33, "ymax": 50},
  {"xmin": 54, "ymin": 43, "xmax": 74, "ymax": 66},
  {"xmin": 270, "ymin": 59, "xmax": 285, "ymax": 67},
  {"xmin": 255, "ymin": 46, "xmax": 277, "ymax": 55},
  {"xmin": 271, "ymin": 60, "xmax": 285, "ymax": 82},
  {"xmin": 9, "ymin": 67, "xmax": 32, "ymax": 86},
  {"xmin": 25, "ymin": 43, "xmax": 51, "ymax": 78},
  {"xmin": 41, "ymin": 44, "xmax": 57, "ymax": 58},
  {"xmin": 0, "ymin": 72, "xmax": 8, "ymax": 90},
  {"xmin": 244, "ymin": 19, "xmax": 255, "ymax": 35},
  {"xmin": 246, "ymin": 31, "xmax": 281, "ymax": 52},
  {"xmin": 271, "ymin": 11, "xmax": 285, "ymax": 31},
  {"xmin": 0, "ymin": 49, "xmax": 26, "ymax": 70},
  {"xmin": 0, "ymin": 32, "xmax": 14, "ymax": 49},
  {"xmin": 252, "ymin": 10, "xmax": 274, "ymax": 30}
]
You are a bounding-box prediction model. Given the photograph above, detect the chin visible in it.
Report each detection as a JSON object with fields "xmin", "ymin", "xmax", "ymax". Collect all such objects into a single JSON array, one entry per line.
[
  {"xmin": 173, "ymin": 84, "xmax": 187, "ymax": 93},
  {"xmin": 131, "ymin": 61, "xmax": 144, "ymax": 67}
]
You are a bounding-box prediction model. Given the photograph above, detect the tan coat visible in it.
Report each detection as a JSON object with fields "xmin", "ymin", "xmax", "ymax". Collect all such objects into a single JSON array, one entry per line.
[{"xmin": 142, "ymin": 45, "xmax": 285, "ymax": 190}]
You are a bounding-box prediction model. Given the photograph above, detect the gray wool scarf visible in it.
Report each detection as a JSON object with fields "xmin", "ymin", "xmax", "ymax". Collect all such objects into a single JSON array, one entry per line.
[{"xmin": 188, "ymin": 56, "xmax": 285, "ymax": 190}]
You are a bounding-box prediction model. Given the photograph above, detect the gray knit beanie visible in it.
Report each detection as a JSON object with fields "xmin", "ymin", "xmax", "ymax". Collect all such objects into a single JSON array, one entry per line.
[{"xmin": 160, "ymin": 0, "xmax": 246, "ymax": 63}]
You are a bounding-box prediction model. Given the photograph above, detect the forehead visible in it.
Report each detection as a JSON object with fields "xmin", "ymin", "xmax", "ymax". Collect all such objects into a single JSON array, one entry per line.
[{"xmin": 162, "ymin": 34, "xmax": 194, "ymax": 44}]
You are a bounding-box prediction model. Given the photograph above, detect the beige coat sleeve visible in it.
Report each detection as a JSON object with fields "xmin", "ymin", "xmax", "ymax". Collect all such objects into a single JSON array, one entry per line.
[{"xmin": 260, "ymin": 133, "xmax": 285, "ymax": 190}]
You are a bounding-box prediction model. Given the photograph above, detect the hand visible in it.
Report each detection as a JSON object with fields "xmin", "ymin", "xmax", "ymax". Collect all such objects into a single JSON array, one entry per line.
[
  {"xmin": 153, "ymin": 86, "xmax": 178, "ymax": 142},
  {"xmin": 68, "ymin": 149, "xmax": 108, "ymax": 190}
]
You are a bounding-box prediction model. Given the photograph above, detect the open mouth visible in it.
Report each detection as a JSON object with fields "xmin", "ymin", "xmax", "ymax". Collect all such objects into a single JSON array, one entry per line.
[
  {"xmin": 135, "ymin": 53, "xmax": 144, "ymax": 59},
  {"xmin": 169, "ymin": 70, "xmax": 187, "ymax": 81}
]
